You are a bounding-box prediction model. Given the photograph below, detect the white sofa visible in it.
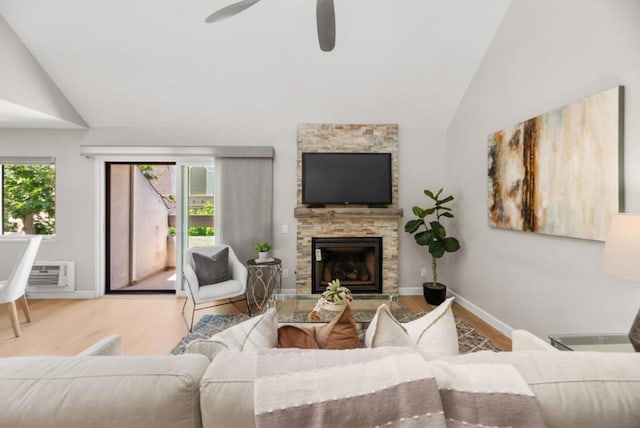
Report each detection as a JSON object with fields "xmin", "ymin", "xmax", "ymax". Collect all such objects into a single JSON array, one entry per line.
[
  {"xmin": 1, "ymin": 332, "xmax": 639, "ymax": 428},
  {"xmin": 200, "ymin": 330, "xmax": 640, "ymax": 428},
  {"xmin": 0, "ymin": 335, "xmax": 210, "ymax": 428}
]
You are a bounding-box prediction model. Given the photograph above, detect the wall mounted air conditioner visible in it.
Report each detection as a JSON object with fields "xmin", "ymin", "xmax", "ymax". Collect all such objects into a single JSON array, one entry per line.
[{"xmin": 27, "ymin": 261, "xmax": 75, "ymax": 293}]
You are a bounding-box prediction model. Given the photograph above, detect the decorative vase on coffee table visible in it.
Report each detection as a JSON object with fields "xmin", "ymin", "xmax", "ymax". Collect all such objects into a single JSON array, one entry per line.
[{"xmin": 321, "ymin": 302, "xmax": 347, "ymax": 312}]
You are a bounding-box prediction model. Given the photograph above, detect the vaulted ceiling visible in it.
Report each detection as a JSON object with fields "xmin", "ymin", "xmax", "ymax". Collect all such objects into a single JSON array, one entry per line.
[{"xmin": 0, "ymin": 0, "xmax": 510, "ymax": 128}]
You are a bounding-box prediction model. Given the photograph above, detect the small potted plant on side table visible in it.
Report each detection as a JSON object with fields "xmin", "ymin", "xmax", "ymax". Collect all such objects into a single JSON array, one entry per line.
[
  {"xmin": 404, "ymin": 188, "xmax": 461, "ymax": 305},
  {"xmin": 254, "ymin": 241, "xmax": 272, "ymax": 261}
]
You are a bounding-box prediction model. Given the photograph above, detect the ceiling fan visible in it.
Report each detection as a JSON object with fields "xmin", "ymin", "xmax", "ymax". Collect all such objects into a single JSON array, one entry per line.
[{"xmin": 205, "ymin": 0, "xmax": 336, "ymax": 52}]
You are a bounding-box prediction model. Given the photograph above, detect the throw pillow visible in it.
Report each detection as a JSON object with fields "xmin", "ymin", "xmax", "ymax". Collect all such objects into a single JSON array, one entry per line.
[
  {"xmin": 277, "ymin": 325, "xmax": 320, "ymax": 349},
  {"xmin": 277, "ymin": 304, "xmax": 360, "ymax": 350},
  {"xmin": 364, "ymin": 296, "xmax": 459, "ymax": 356},
  {"xmin": 186, "ymin": 309, "xmax": 278, "ymax": 361},
  {"xmin": 314, "ymin": 304, "xmax": 360, "ymax": 349},
  {"xmin": 192, "ymin": 248, "xmax": 231, "ymax": 286}
]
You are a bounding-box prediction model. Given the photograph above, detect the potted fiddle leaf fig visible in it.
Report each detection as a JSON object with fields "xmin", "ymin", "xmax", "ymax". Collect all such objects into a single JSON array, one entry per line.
[{"xmin": 404, "ymin": 188, "xmax": 461, "ymax": 305}]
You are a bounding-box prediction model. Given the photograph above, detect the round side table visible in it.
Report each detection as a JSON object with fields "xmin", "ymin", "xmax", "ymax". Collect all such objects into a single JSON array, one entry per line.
[{"xmin": 246, "ymin": 258, "xmax": 282, "ymax": 313}]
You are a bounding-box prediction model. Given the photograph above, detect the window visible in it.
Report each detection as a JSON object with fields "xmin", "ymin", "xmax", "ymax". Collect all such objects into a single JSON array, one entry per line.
[
  {"xmin": 1, "ymin": 157, "xmax": 56, "ymax": 236},
  {"xmin": 186, "ymin": 165, "xmax": 215, "ymax": 246},
  {"xmin": 188, "ymin": 166, "xmax": 214, "ymax": 195}
]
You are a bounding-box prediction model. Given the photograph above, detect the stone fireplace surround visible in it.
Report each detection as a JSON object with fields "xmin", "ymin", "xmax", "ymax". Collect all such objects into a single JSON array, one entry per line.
[{"xmin": 295, "ymin": 123, "xmax": 402, "ymax": 295}]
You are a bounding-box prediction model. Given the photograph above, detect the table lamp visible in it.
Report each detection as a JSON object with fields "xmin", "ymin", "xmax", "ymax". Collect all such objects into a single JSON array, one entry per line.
[{"xmin": 602, "ymin": 213, "xmax": 640, "ymax": 352}]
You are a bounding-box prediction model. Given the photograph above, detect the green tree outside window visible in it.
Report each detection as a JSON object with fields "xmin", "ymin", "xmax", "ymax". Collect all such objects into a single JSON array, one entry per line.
[{"xmin": 2, "ymin": 164, "xmax": 56, "ymax": 235}]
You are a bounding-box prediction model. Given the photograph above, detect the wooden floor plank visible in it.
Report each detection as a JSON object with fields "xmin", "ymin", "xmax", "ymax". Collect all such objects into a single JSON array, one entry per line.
[{"xmin": 0, "ymin": 295, "xmax": 511, "ymax": 356}]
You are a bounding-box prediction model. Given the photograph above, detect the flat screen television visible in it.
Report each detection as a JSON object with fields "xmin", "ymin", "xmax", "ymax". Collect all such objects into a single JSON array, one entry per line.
[{"xmin": 301, "ymin": 152, "xmax": 392, "ymax": 206}]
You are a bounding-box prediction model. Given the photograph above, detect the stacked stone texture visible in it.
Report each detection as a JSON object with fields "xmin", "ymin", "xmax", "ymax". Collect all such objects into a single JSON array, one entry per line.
[{"xmin": 295, "ymin": 123, "xmax": 401, "ymax": 294}]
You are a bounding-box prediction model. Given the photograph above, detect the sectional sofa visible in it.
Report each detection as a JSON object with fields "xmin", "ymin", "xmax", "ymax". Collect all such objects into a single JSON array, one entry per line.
[{"xmin": 0, "ymin": 331, "xmax": 639, "ymax": 427}]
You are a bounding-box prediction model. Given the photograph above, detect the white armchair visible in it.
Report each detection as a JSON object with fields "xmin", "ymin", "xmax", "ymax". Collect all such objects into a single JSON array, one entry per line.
[
  {"xmin": 0, "ymin": 236, "xmax": 42, "ymax": 337},
  {"xmin": 182, "ymin": 245, "xmax": 250, "ymax": 330}
]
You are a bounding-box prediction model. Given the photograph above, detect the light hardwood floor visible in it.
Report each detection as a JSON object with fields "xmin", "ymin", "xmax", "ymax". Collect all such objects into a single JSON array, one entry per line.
[{"xmin": 0, "ymin": 295, "xmax": 510, "ymax": 357}]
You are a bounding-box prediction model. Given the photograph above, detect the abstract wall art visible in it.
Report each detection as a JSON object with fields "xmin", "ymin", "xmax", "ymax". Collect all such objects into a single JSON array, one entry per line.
[{"xmin": 488, "ymin": 86, "xmax": 623, "ymax": 241}]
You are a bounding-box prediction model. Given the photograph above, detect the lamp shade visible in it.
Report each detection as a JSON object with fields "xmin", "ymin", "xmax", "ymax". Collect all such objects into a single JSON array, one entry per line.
[{"xmin": 602, "ymin": 213, "xmax": 640, "ymax": 282}]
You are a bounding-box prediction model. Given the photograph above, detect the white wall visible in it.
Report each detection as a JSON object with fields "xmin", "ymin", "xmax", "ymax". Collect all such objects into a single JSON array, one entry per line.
[
  {"xmin": 447, "ymin": 0, "xmax": 640, "ymax": 336},
  {"xmin": 0, "ymin": 16, "xmax": 86, "ymax": 128},
  {"xmin": 0, "ymin": 1, "xmax": 513, "ymax": 296},
  {"xmin": 0, "ymin": 123, "xmax": 447, "ymax": 295},
  {"xmin": 0, "ymin": 130, "xmax": 95, "ymax": 294}
]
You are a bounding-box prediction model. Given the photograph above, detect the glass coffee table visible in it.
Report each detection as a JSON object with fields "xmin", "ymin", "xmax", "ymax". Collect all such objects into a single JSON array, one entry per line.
[
  {"xmin": 268, "ymin": 293, "xmax": 414, "ymax": 326},
  {"xmin": 548, "ymin": 333, "xmax": 635, "ymax": 352}
]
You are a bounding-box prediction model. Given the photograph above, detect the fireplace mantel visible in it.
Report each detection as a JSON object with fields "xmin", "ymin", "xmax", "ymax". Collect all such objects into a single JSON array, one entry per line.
[{"xmin": 294, "ymin": 207, "xmax": 403, "ymax": 220}]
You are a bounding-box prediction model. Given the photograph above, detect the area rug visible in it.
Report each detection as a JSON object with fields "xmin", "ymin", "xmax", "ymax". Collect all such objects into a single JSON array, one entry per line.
[
  {"xmin": 454, "ymin": 314, "xmax": 502, "ymax": 353},
  {"xmin": 171, "ymin": 312, "xmax": 501, "ymax": 355},
  {"xmin": 171, "ymin": 314, "xmax": 250, "ymax": 355}
]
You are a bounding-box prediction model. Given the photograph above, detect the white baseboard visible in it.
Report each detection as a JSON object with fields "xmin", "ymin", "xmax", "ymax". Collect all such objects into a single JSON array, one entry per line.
[
  {"xmin": 446, "ymin": 289, "xmax": 513, "ymax": 337},
  {"xmin": 398, "ymin": 287, "xmax": 422, "ymax": 296},
  {"xmin": 27, "ymin": 290, "xmax": 97, "ymax": 299}
]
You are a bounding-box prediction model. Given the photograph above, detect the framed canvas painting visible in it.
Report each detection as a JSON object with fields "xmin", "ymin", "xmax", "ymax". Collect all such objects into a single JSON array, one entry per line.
[{"xmin": 487, "ymin": 86, "xmax": 623, "ymax": 241}]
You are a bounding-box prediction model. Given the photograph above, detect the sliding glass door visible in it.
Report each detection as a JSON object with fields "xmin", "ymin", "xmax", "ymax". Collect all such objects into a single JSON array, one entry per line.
[
  {"xmin": 176, "ymin": 163, "xmax": 215, "ymax": 292},
  {"xmin": 105, "ymin": 162, "xmax": 177, "ymax": 293}
]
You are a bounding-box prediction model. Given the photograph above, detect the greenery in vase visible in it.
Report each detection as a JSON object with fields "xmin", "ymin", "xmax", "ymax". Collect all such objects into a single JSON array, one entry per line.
[
  {"xmin": 254, "ymin": 241, "xmax": 272, "ymax": 252},
  {"xmin": 320, "ymin": 279, "xmax": 353, "ymax": 304},
  {"xmin": 404, "ymin": 188, "xmax": 461, "ymax": 287}
]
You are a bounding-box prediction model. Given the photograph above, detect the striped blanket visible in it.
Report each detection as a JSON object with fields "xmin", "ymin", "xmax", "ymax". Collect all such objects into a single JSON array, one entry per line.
[{"xmin": 254, "ymin": 347, "xmax": 546, "ymax": 427}]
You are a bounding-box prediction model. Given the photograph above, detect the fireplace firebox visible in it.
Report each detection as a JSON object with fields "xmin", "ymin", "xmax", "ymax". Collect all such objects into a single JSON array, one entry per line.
[{"xmin": 311, "ymin": 237, "xmax": 382, "ymax": 294}]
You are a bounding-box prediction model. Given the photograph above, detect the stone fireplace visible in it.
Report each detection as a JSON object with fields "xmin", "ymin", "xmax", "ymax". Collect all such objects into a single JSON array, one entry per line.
[
  {"xmin": 295, "ymin": 123, "xmax": 402, "ymax": 294},
  {"xmin": 312, "ymin": 237, "xmax": 382, "ymax": 294}
]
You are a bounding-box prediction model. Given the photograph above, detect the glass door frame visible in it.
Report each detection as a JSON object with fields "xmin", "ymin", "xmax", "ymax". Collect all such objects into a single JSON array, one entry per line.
[
  {"xmin": 176, "ymin": 161, "xmax": 216, "ymax": 294},
  {"xmin": 105, "ymin": 162, "xmax": 177, "ymax": 294},
  {"xmin": 93, "ymin": 155, "xmax": 214, "ymax": 298}
]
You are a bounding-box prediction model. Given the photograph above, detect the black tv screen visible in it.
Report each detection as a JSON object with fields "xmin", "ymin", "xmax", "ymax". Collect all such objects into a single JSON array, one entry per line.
[{"xmin": 302, "ymin": 152, "xmax": 392, "ymax": 206}]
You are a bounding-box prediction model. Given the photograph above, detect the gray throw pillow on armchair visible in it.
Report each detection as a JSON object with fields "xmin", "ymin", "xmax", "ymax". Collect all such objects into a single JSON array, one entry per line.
[{"xmin": 192, "ymin": 248, "xmax": 231, "ymax": 286}]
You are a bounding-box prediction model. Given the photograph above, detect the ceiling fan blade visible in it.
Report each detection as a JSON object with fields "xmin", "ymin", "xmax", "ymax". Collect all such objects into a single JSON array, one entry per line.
[
  {"xmin": 205, "ymin": 0, "xmax": 262, "ymax": 24},
  {"xmin": 316, "ymin": 0, "xmax": 336, "ymax": 52}
]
